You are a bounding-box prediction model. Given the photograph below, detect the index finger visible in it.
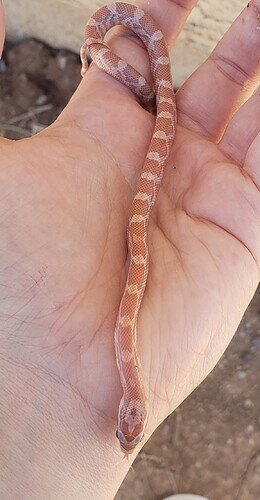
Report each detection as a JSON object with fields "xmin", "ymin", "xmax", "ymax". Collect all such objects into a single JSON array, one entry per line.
[
  {"xmin": 72, "ymin": 0, "xmax": 198, "ymax": 113},
  {"xmin": 138, "ymin": 0, "xmax": 198, "ymax": 46},
  {"xmin": 104, "ymin": 0, "xmax": 198, "ymax": 90}
]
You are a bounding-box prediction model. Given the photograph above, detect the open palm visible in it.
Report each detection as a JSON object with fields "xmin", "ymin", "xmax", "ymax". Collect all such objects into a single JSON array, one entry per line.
[{"xmin": 0, "ymin": 0, "xmax": 259, "ymax": 491}]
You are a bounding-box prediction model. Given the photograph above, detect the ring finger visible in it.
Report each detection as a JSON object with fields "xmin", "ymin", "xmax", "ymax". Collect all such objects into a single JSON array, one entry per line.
[
  {"xmin": 219, "ymin": 88, "xmax": 260, "ymax": 166},
  {"xmin": 177, "ymin": 1, "xmax": 260, "ymax": 142}
]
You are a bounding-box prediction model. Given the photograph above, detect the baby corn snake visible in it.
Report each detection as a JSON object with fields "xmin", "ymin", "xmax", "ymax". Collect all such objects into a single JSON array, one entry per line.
[{"xmin": 80, "ymin": 2, "xmax": 177, "ymax": 454}]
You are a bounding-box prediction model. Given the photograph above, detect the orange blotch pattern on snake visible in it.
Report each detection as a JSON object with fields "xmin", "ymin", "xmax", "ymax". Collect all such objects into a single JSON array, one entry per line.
[{"xmin": 81, "ymin": 2, "xmax": 176, "ymax": 454}]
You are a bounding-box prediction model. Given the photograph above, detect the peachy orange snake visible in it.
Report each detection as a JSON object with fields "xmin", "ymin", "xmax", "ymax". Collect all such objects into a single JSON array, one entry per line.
[{"xmin": 80, "ymin": 2, "xmax": 177, "ymax": 454}]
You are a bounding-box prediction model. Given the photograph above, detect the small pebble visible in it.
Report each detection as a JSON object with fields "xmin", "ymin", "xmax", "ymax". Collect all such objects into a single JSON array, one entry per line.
[
  {"xmin": 36, "ymin": 94, "xmax": 48, "ymax": 105},
  {"xmin": 163, "ymin": 495, "xmax": 209, "ymax": 500},
  {"xmin": 237, "ymin": 371, "xmax": 247, "ymax": 380},
  {"xmin": 57, "ymin": 54, "xmax": 67, "ymax": 70},
  {"xmin": 244, "ymin": 399, "xmax": 254, "ymax": 408},
  {"xmin": 225, "ymin": 384, "xmax": 240, "ymax": 394},
  {"xmin": 246, "ymin": 425, "xmax": 254, "ymax": 433},
  {"xmin": 223, "ymin": 478, "xmax": 234, "ymax": 487}
]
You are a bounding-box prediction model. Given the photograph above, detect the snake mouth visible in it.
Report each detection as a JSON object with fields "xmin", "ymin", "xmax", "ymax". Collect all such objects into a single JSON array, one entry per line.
[{"xmin": 116, "ymin": 428, "xmax": 144, "ymax": 454}]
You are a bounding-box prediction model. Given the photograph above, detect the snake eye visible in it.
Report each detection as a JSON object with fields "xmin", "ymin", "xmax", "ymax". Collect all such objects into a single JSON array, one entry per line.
[{"xmin": 115, "ymin": 430, "xmax": 119, "ymax": 439}]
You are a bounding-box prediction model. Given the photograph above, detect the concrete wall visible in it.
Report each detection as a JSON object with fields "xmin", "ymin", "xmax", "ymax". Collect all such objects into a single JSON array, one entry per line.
[{"xmin": 4, "ymin": 0, "xmax": 245, "ymax": 87}]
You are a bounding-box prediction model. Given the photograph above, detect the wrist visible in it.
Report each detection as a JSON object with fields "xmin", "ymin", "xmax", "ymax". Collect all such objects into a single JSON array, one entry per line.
[{"xmin": 0, "ymin": 357, "xmax": 130, "ymax": 499}]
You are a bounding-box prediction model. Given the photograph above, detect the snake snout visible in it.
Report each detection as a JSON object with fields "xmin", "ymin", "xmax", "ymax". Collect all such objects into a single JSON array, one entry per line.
[{"xmin": 116, "ymin": 427, "xmax": 144, "ymax": 454}]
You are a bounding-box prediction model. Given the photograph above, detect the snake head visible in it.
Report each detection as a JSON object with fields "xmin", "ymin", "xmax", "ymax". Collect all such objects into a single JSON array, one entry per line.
[{"xmin": 116, "ymin": 398, "xmax": 147, "ymax": 454}]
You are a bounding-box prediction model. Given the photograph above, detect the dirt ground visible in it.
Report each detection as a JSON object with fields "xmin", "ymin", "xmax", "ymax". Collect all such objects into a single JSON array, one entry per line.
[{"xmin": 0, "ymin": 40, "xmax": 259, "ymax": 500}]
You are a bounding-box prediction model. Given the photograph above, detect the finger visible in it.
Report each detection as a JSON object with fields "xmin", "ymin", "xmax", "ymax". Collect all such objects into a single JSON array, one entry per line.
[
  {"xmin": 0, "ymin": 0, "xmax": 5, "ymax": 57},
  {"xmin": 137, "ymin": 0, "xmax": 198, "ymax": 46},
  {"xmin": 105, "ymin": 0, "xmax": 198, "ymax": 88},
  {"xmin": 244, "ymin": 131, "xmax": 260, "ymax": 188},
  {"xmin": 177, "ymin": 1, "xmax": 260, "ymax": 141},
  {"xmin": 219, "ymin": 89, "xmax": 260, "ymax": 166},
  {"xmin": 69, "ymin": 0, "xmax": 198, "ymax": 113}
]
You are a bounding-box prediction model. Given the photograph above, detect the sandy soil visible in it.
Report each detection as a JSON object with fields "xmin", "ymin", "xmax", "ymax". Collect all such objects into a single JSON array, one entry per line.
[{"xmin": 0, "ymin": 40, "xmax": 259, "ymax": 500}]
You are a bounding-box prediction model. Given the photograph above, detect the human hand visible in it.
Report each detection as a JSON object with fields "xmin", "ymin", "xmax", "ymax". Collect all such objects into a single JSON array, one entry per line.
[{"xmin": 0, "ymin": 1, "xmax": 259, "ymax": 498}]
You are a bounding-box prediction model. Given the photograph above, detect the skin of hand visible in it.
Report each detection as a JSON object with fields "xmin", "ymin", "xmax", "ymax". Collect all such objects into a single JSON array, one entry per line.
[{"xmin": 0, "ymin": 0, "xmax": 259, "ymax": 498}]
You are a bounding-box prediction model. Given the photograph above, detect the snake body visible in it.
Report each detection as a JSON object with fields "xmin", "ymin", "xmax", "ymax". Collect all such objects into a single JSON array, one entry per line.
[{"xmin": 81, "ymin": 2, "xmax": 177, "ymax": 454}]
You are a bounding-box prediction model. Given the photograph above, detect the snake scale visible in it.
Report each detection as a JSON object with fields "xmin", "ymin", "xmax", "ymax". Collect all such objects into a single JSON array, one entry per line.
[{"xmin": 80, "ymin": 2, "xmax": 177, "ymax": 454}]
